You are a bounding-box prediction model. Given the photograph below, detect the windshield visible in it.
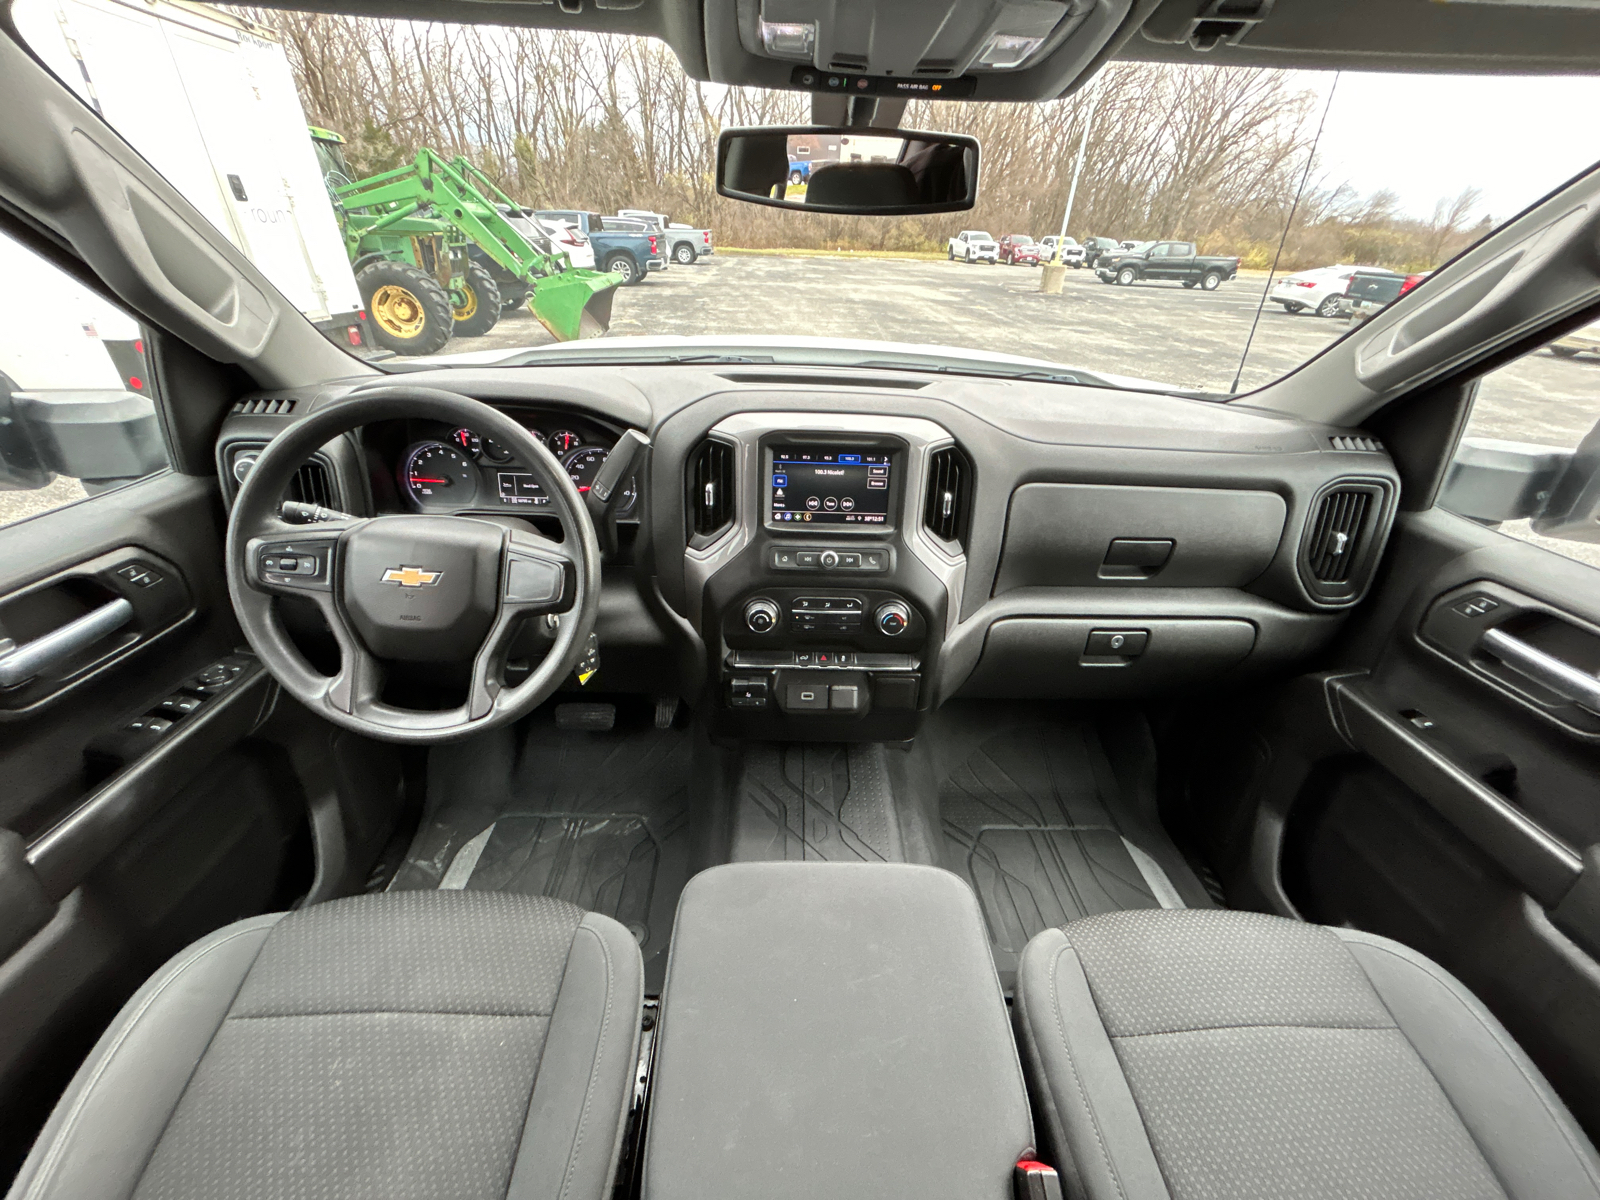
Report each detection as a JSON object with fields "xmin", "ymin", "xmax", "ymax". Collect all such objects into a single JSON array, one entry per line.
[{"xmin": 12, "ymin": 1, "xmax": 1600, "ymax": 397}]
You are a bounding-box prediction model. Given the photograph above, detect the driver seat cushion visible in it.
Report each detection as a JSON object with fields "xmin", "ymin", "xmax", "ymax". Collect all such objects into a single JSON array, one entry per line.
[
  {"xmin": 1013, "ymin": 909, "xmax": 1600, "ymax": 1200},
  {"xmin": 8, "ymin": 891, "xmax": 644, "ymax": 1200}
]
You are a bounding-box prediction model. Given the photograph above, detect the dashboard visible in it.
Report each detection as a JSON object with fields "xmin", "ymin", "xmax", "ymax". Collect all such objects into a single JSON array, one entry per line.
[{"xmin": 217, "ymin": 362, "xmax": 1401, "ymax": 741}]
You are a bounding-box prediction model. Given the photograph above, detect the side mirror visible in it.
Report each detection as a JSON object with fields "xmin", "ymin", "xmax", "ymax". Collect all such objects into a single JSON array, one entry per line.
[
  {"xmin": 1439, "ymin": 419, "xmax": 1600, "ymax": 545},
  {"xmin": 716, "ymin": 126, "xmax": 979, "ymax": 216}
]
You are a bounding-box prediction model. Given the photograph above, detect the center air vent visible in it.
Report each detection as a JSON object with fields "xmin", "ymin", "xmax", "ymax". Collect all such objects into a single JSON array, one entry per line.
[
  {"xmin": 688, "ymin": 438, "xmax": 736, "ymax": 542},
  {"xmin": 923, "ymin": 444, "xmax": 972, "ymax": 549},
  {"xmin": 1299, "ymin": 481, "xmax": 1389, "ymax": 603}
]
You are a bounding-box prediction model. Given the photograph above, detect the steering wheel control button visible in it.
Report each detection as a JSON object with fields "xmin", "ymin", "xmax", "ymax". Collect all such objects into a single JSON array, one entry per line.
[
  {"xmin": 745, "ymin": 598, "xmax": 781, "ymax": 633},
  {"xmin": 1084, "ymin": 629, "xmax": 1149, "ymax": 658},
  {"xmin": 875, "ymin": 601, "xmax": 911, "ymax": 636},
  {"xmin": 255, "ymin": 540, "xmax": 334, "ymax": 591}
]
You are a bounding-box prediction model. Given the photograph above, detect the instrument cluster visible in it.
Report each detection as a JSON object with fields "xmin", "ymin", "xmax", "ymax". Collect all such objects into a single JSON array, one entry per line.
[{"xmin": 386, "ymin": 415, "xmax": 637, "ymax": 517}]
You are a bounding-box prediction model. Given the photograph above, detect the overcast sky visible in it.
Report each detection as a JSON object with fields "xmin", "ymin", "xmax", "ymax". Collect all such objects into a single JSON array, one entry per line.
[{"xmin": 1286, "ymin": 70, "xmax": 1600, "ymax": 225}]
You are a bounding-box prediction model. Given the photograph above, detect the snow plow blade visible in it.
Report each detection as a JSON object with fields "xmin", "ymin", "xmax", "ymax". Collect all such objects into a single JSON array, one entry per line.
[{"xmin": 529, "ymin": 270, "xmax": 622, "ymax": 341}]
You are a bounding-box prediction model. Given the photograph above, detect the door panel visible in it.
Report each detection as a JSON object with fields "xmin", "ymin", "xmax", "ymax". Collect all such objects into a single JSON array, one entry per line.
[
  {"xmin": 0, "ymin": 468, "xmax": 308, "ymax": 1177},
  {"xmin": 1276, "ymin": 505, "xmax": 1600, "ymax": 1136}
]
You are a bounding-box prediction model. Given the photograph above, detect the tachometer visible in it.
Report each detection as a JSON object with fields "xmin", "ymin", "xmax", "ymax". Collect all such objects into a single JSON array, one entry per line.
[
  {"xmin": 564, "ymin": 446, "xmax": 637, "ymax": 511},
  {"xmin": 401, "ymin": 441, "xmax": 479, "ymax": 510}
]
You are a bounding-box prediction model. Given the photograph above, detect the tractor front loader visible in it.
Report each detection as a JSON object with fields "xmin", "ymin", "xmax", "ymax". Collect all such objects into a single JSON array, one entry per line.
[{"xmin": 327, "ymin": 145, "xmax": 623, "ymax": 353}]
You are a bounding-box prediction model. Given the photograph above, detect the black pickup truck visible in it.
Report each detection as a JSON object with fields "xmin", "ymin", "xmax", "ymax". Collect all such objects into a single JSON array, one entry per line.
[{"xmin": 1095, "ymin": 240, "xmax": 1240, "ymax": 290}]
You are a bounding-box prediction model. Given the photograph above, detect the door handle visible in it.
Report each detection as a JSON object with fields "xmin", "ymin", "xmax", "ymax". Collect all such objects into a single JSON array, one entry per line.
[
  {"xmin": 0, "ymin": 597, "xmax": 134, "ymax": 687},
  {"xmin": 1481, "ymin": 626, "xmax": 1600, "ymax": 714}
]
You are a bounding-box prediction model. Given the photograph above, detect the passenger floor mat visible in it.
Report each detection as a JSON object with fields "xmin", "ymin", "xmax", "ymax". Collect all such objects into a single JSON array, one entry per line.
[
  {"xmin": 931, "ymin": 706, "xmax": 1206, "ymax": 980},
  {"xmin": 389, "ymin": 707, "xmax": 692, "ymax": 991},
  {"xmin": 730, "ymin": 743, "xmax": 902, "ymax": 863}
]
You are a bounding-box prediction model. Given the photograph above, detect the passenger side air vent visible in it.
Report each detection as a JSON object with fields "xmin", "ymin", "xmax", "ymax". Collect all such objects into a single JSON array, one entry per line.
[
  {"xmin": 232, "ymin": 397, "xmax": 297, "ymax": 416},
  {"xmin": 1328, "ymin": 434, "xmax": 1383, "ymax": 453},
  {"xmin": 288, "ymin": 459, "xmax": 336, "ymax": 509},
  {"xmin": 688, "ymin": 437, "xmax": 736, "ymax": 542},
  {"xmin": 923, "ymin": 444, "xmax": 972, "ymax": 550},
  {"xmin": 1298, "ymin": 480, "xmax": 1390, "ymax": 604}
]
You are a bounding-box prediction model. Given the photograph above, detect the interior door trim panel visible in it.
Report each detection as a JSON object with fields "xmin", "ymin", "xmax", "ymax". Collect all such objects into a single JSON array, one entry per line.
[{"xmin": 1330, "ymin": 676, "xmax": 1584, "ymax": 907}]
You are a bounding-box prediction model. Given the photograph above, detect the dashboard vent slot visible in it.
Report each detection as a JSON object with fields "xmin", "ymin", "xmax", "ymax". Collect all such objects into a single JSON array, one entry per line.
[
  {"xmin": 923, "ymin": 444, "xmax": 972, "ymax": 549},
  {"xmin": 688, "ymin": 438, "xmax": 735, "ymax": 541},
  {"xmin": 1299, "ymin": 483, "xmax": 1376, "ymax": 588},
  {"xmin": 1328, "ymin": 434, "xmax": 1383, "ymax": 453},
  {"xmin": 232, "ymin": 397, "xmax": 297, "ymax": 416},
  {"xmin": 289, "ymin": 460, "xmax": 336, "ymax": 509}
]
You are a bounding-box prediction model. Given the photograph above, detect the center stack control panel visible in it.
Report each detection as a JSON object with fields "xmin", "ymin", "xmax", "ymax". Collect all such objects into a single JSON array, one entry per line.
[{"xmin": 697, "ymin": 426, "xmax": 956, "ymax": 741}]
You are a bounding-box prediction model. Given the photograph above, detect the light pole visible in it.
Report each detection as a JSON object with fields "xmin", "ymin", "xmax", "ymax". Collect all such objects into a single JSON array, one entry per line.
[{"xmin": 1056, "ymin": 81, "xmax": 1104, "ymax": 251}]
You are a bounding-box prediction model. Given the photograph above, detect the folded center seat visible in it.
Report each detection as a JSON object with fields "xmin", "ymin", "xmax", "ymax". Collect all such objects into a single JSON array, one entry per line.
[{"xmin": 641, "ymin": 863, "xmax": 1037, "ymax": 1200}]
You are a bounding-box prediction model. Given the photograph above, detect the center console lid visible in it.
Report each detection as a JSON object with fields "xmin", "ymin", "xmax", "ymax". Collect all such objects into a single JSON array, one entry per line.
[{"xmin": 642, "ymin": 863, "xmax": 1035, "ymax": 1200}]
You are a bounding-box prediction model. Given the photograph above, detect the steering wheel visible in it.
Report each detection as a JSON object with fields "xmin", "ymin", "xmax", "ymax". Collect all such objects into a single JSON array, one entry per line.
[{"xmin": 225, "ymin": 385, "xmax": 601, "ymax": 743}]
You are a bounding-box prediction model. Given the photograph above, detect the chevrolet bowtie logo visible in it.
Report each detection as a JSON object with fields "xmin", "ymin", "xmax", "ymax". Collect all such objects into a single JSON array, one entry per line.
[{"xmin": 381, "ymin": 565, "xmax": 443, "ymax": 588}]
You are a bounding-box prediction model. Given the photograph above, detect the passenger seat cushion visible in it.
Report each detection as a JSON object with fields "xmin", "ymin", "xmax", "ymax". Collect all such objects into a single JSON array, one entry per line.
[
  {"xmin": 1014, "ymin": 909, "xmax": 1600, "ymax": 1200},
  {"xmin": 8, "ymin": 891, "xmax": 644, "ymax": 1200}
]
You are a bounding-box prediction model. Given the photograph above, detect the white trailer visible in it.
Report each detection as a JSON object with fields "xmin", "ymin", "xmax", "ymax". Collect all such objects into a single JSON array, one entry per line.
[{"xmin": 14, "ymin": 0, "xmax": 368, "ymax": 350}]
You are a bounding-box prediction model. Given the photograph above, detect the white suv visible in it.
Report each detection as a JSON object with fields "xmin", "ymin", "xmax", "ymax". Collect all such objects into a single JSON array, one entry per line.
[{"xmin": 948, "ymin": 230, "xmax": 999, "ymax": 263}]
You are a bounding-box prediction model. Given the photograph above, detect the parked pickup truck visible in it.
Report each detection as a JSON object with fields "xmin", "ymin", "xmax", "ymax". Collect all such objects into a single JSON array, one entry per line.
[
  {"xmin": 534, "ymin": 210, "xmax": 664, "ymax": 285},
  {"xmin": 1095, "ymin": 240, "xmax": 1239, "ymax": 290},
  {"xmin": 615, "ymin": 210, "xmax": 715, "ymax": 265},
  {"xmin": 948, "ymin": 230, "xmax": 999, "ymax": 263}
]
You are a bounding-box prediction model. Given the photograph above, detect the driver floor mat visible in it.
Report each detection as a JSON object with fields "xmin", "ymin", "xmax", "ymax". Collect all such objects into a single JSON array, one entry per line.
[
  {"xmin": 730, "ymin": 743, "xmax": 902, "ymax": 863},
  {"xmin": 388, "ymin": 708, "xmax": 692, "ymax": 991},
  {"xmin": 930, "ymin": 706, "xmax": 1206, "ymax": 981}
]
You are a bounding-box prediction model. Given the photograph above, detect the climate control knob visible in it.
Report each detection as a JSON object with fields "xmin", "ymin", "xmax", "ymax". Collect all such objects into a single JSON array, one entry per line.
[
  {"xmin": 745, "ymin": 598, "xmax": 781, "ymax": 634},
  {"xmin": 875, "ymin": 601, "xmax": 911, "ymax": 637}
]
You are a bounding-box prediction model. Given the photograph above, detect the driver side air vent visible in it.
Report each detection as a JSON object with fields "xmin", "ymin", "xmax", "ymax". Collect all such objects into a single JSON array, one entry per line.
[
  {"xmin": 288, "ymin": 460, "xmax": 336, "ymax": 509},
  {"xmin": 923, "ymin": 444, "xmax": 972, "ymax": 550},
  {"xmin": 1298, "ymin": 480, "xmax": 1390, "ymax": 604},
  {"xmin": 688, "ymin": 437, "xmax": 736, "ymax": 542},
  {"xmin": 232, "ymin": 397, "xmax": 297, "ymax": 416}
]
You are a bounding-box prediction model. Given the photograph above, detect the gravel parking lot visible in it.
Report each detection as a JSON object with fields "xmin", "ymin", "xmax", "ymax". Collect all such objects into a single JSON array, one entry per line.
[{"xmin": 6, "ymin": 253, "xmax": 1598, "ymax": 561}]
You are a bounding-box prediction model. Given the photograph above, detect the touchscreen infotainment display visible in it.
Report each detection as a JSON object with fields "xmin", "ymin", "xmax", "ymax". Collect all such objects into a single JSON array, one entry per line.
[{"xmin": 770, "ymin": 447, "xmax": 892, "ymax": 526}]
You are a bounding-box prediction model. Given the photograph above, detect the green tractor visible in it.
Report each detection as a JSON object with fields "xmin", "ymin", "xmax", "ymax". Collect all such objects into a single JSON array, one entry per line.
[{"xmin": 309, "ymin": 128, "xmax": 622, "ymax": 355}]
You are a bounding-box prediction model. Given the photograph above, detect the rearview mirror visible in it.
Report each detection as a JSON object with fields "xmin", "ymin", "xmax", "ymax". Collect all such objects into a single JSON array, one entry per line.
[{"xmin": 716, "ymin": 126, "xmax": 979, "ymax": 216}]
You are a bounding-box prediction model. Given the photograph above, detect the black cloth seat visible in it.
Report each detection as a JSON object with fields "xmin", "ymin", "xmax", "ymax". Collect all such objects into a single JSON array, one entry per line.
[
  {"xmin": 8, "ymin": 891, "xmax": 643, "ymax": 1200},
  {"xmin": 1014, "ymin": 909, "xmax": 1600, "ymax": 1200}
]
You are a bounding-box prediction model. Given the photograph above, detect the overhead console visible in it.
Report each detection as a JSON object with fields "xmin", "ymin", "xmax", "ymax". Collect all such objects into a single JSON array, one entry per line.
[{"xmin": 704, "ymin": 0, "xmax": 1148, "ymax": 101}]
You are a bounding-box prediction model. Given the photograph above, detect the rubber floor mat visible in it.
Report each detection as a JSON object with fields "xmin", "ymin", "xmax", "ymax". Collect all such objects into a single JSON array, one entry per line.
[
  {"xmin": 731, "ymin": 743, "xmax": 901, "ymax": 862},
  {"xmin": 389, "ymin": 710, "xmax": 691, "ymax": 991},
  {"xmin": 936, "ymin": 714, "xmax": 1187, "ymax": 978}
]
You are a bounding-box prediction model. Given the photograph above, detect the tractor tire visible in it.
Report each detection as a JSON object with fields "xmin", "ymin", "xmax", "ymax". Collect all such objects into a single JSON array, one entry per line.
[
  {"xmin": 499, "ymin": 281, "xmax": 531, "ymax": 313},
  {"xmin": 1116, "ymin": 266, "xmax": 1137, "ymax": 286},
  {"xmin": 673, "ymin": 242, "xmax": 697, "ymax": 265},
  {"xmin": 605, "ymin": 253, "xmax": 641, "ymax": 286},
  {"xmin": 1200, "ymin": 271, "xmax": 1223, "ymax": 291},
  {"xmin": 450, "ymin": 262, "xmax": 502, "ymax": 338},
  {"xmin": 1315, "ymin": 294, "xmax": 1341, "ymax": 318},
  {"xmin": 357, "ymin": 261, "xmax": 454, "ymax": 356}
]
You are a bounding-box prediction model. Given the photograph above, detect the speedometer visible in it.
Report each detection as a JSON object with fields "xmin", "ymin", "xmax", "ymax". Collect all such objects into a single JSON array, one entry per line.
[
  {"xmin": 401, "ymin": 441, "xmax": 479, "ymax": 511},
  {"xmin": 564, "ymin": 447, "xmax": 636, "ymax": 511}
]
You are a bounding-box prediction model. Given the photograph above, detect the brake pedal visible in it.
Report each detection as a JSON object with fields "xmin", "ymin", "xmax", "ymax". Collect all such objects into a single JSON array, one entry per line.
[{"xmin": 556, "ymin": 702, "xmax": 615, "ymax": 731}]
